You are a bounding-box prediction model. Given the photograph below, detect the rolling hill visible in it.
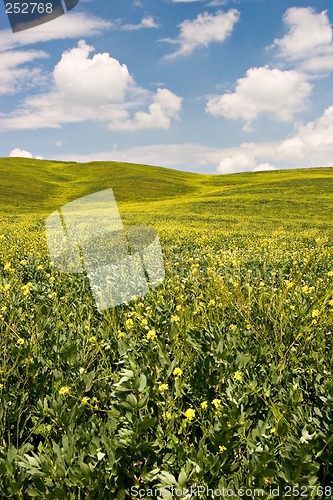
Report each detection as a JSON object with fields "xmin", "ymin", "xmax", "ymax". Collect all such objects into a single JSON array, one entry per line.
[{"xmin": 1, "ymin": 158, "xmax": 333, "ymax": 236}]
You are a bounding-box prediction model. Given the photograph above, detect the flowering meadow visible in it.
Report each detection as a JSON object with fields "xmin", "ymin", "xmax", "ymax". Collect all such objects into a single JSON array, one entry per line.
[{"xmin": 0, "ymin": 159, "xmax": 332, "ymax": 498}]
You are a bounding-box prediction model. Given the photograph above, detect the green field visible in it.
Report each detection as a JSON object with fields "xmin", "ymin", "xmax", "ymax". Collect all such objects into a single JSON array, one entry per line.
[{"xmin": 0, "ymin": 158, "xmax": 333, "ymax": 499}]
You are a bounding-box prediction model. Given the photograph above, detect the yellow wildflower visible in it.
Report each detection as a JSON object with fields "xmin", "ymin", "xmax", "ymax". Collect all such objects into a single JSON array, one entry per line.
[
  {"xmin": 234, "ymin": 370, "xmax": 243, "ymax": 382},
  {"xmin": 21, "ymin": 282, "xmax": 33, "ymax": 296},
  {"xmin": 312, "ymin": 309, "xmax": 320, "ymax": 318},
  {"xmin": 147, "ymin": 329, "xmax": 156, "ymax": 340},
  {"xmin": 212, "ymin": 398, "xmax": 221, "ymax": 409},
  {"xmin": 184, "ymin": 408, "xmax": 195, "ymax": 421},
  {"xmin": 125, "ymin": 319, "xmax": 134, "ymax": 329},
  {"xmin": 328, "ymin": 271, "xmax": 333, "ymax": 277},
  {"xmin": 16, "ymin": 338, "xmax": 24, "ymax": 346},
  {"xmin": 158, "ymin": 384, "xmax": 168, "ymax": 393},
  {"xmin": 201, "ymin": 401, "xmax": 208, "ymax": 409},
  {"xmin": 81, "ymin": 397, "xmax": 90, "ymax": 405},
  {"xmin": 285, "ymin": 280, "xmax": 294, "ymax": 290},
  {"xmin": 59, "ymin": 386, "xmax": 70, "ymax": 396},
  {"xmin": 219, "ymin": 445, "xmax": 227, "ymax": 453},
  {"xmin": 173, "ymin": 367, "xmax": 182, "ymax": 378}
]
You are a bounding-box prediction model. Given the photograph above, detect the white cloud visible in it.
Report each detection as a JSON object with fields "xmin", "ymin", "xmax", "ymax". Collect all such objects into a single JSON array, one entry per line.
[
  {"xmin": 208, "ymin": 0, "xmax": 229, "ymax": 5},
  {"xmin": 252, "ymin": 163, "xmax": 275, "ymax": 172},
  {"xmin": 53, "ymin": 40, "xmax": 132, "ymax": 105},
  {"xmin": 217, "ymin": 152, "xmax": 254, "ymax": 174},
  {"xmin": 163, "ymin": 10, "xmax": 239, "ymax": 58},
  {"xmin": 273, "ymin": 7, "xmax": 333, "ymax": 75},
  {"xmin": 206, "ymin": 66, "xmax": 312, "ymax": 129},
  {"xmin": 217, "ymin": 105, "xmax": 333, "ymax": 173},
  {"xmin": 121, "ymin": 16, "xmax": 159, "ymax": 30},
  {"xmin": 0, "ymin": 13, "xmax": 112, "ymax": 52},
  {"xmin": 273, "ymin": 7, "xmax": 332, "ymax": 61},
  {"xmin": 0, "ymin": 49, "xmax": 48, "ymax": 95},
  {"xmin": 0, "ymin": 41, "xmax": 182, "ymax": 132},
  {"xmin": 108, "ymin": 88, "xmax": 182, "ymax": 131},
  {"xmin": 9, "ymin": 148, "xmax": 43, "ymax": 159},
  {"xmin": 276, "ymin": 137, "xmax": 305, "ymax": 161},
  {"xmin": 289, "ymin": 105, "xmax": 333, "ymax": 153},
  {"xmin": 9, "ymin": 148, "xmax": 33, "ymax": 158}
]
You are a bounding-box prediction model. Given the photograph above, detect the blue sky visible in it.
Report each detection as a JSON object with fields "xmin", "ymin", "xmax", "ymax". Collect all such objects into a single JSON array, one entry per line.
[{"xmin": 1, "ymin": 0, "xmax": 333, "ymax": 173}]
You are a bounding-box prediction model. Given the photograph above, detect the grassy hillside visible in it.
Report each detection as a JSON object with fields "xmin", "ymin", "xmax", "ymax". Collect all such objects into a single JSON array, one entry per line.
[
  {"xmin": 1, "ymin": 158, "xmax": 333, "ymax": 234},
  {"xmin": 0, "ymin": 158, "xmax": 200, "ymax": 214},
  {"xmin": 0, "ymin": 158, "xmax": 333, "ymax": 498}
]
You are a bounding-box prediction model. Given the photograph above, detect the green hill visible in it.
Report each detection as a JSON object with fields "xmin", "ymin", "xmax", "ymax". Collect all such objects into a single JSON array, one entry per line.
[{"xmin": 1, "ymin": 158, "xmax": 333, "ymax": 235}]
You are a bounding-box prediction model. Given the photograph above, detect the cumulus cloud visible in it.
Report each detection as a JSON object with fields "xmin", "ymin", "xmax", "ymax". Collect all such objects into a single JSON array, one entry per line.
[
  {"xmin": 163, "ymin": 10, "xmax": 239, "ymax": 58},
  {"xmin": 9, "ymin": 148, "xmax": 43, "ymax": 159},
  {"xmin": 273, "ymin": 7, "xmax": 333, "ymax": 75},
  {"xmin": 273, "ymin": 7, "xmax": 332, "ymax": 61},
  {"xmin": 206, "ymin": 66, "xmax": 312, "ymax": 129},
  {"xmin": 53, "ymin": 40, "xmax": 132, "ymax": 105},
  {"xmin": 217, "ymin": 152, "xmax": 255, "ymax": 174},
  {"xmin": 252, "ymin": 163, "xmax": 275, "ymax": 172},
  {"xmin": 216, "ymin": 105, "xmax": 333, "ymax": 173},
  {"xmin": 108, "ymin": 88, "xmax": 182, "ymax": 131},
  {"xmin": 285, "ymin": 105, "xmax": 333, "ymax": 156},
  {"xmin": 0, "ymin": 49, "xmax": 48, "ymax": 95},
  {"xmin": 0, "ymin": 41, "xmax": 182, "ymax": 132}
]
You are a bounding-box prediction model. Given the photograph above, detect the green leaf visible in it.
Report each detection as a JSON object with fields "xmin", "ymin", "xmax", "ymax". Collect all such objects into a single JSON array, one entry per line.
[
  {"xmin": 138, "ymin": 374, "xmax": 147, "ymax": 392},
  {"xmin": 126, "ymin": 394, "xmax": 138, "ymax": 408},
  {"xmin": 157, "ymin": 471, "xmax": 178, "ymax": 486},
  {"xmin": 178, "ymin": 469, "xmax": 187, "ymax": 487},
  {"xmin": 137, "ymin": 394, "xmax": 149, "ymax": 409},
  {"xmin": 33, "ymin": 477, "xmax": 46, "ymax": 493}
]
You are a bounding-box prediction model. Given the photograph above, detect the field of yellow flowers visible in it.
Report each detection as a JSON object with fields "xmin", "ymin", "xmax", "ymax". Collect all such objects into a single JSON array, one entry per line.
[{"xmin": 0, "ymin": 159, "xmax": 333, "ymax": 498}]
